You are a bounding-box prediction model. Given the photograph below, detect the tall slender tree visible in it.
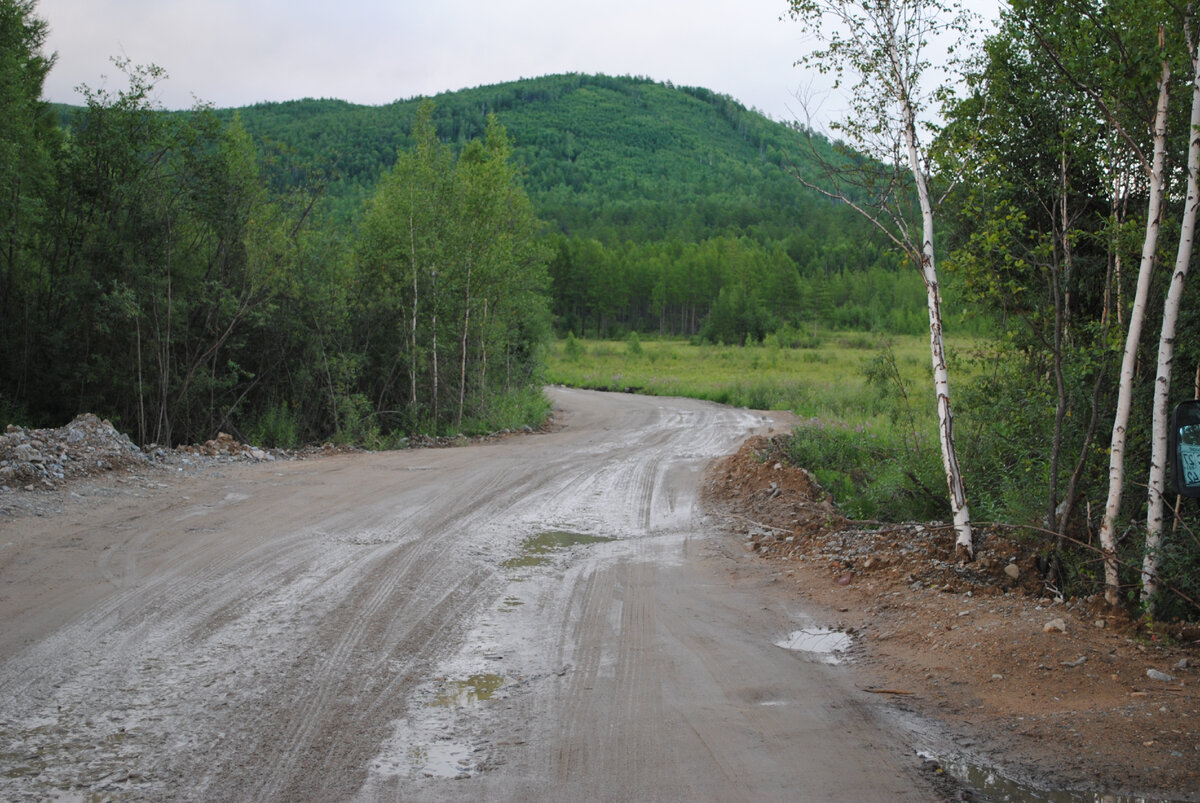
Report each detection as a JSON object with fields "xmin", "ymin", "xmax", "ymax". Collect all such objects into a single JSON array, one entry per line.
[
  {"xmin": 786, "ymin": 0, "xmax": 975, "ymax": 556},
  {"xmin": 0, "ymin": 0, "xmax": 58, "ymax": 407},
  {"xmin": 1144, "ymin": 17, "xmax": 1200, "ymax": 610}
]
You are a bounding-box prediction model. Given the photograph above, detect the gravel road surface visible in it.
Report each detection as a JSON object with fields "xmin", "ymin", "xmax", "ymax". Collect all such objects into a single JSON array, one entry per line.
[{"xmin": 0, "ymin": 388, "xmax": 934, "ymax": 801}]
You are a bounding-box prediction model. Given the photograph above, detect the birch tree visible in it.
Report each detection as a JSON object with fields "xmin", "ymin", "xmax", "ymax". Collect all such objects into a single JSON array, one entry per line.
[
  {"xmin": 1003, "ymin": 1, "xmax": 1180, "ymax": 607},
  {"xmin": 1144, "ymin": 22, "xmax": 1200, "ymax": 610},
  {"xmin": 786, "ymin": 0, "xmax": 975, "ymax": 556},
  {"xmin": 1095, "ymin": 53, "xmax": 1169, "ymax": 606},
  {"xmin": 356, "ymin": 105, "xmax": 549, "ymax": 436}
]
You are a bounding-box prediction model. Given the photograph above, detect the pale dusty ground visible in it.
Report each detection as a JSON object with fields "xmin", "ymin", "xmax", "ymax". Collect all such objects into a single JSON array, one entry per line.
[
  {"xmin": 704, "ymin": 435, "xmax": 1200, "ymax": 802},
  {"xmin": 2, "ymin": 389, "xmax": 941, "ymax": 802}
]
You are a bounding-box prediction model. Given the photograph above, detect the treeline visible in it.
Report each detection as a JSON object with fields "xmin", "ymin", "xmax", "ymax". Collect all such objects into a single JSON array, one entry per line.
[
  {"xmin": 213, "ymin": 73, "xmax": 945, "ymax": 343},
  {"xmin": 546, "ymin": 234, "xmax": 932, "ymax": 341},
  {"xmin": 0, "ymin": 2, "xmax": 549, "ymax": 445}
]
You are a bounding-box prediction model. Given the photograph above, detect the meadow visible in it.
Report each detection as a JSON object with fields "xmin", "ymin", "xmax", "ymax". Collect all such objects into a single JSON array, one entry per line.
[
  {"xmin": 545, "ymin": 332, "xmax": 989, "ymax": 521},
  {"xmin": 545, "ymin": 332, "xmax": 986, "ymax": 427}
]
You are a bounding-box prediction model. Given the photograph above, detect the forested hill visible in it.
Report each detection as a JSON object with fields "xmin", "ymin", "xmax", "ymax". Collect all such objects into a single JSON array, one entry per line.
[
  {"xmin": 211, "ymin": 73, "xmax": 929, "ymax": 339},
  {"xmin": 224, "ymin": 74, "xmax": 835, "ymax": 242}
]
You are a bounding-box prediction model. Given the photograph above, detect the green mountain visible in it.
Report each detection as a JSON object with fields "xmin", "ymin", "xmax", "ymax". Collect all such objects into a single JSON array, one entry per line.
[
  {"xmin": 219, "ymin": 75, "xmax": 819, "ymax": 234},
  {"xmin": 215, "ymin": 74, "xmax": 925, "ymax": 338}
]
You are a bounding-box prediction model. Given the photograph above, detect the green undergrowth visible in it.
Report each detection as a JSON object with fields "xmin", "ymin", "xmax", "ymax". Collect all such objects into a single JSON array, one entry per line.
[{"xmin": 548, "ymin": 333, "xmax": 985, "ymax": 522}]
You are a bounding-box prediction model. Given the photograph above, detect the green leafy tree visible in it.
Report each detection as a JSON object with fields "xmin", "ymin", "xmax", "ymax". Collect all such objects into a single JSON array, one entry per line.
[
  {"xmin": 0, "ymin": 0, "xmax": 58, "ymax": 415},
  {"xmin": 786, "ymin": 0, "xmax": 977, "ymax": 556},
  {"xmin": 356, "ymin": 103, "xmax": 550, "ymax": 436}
]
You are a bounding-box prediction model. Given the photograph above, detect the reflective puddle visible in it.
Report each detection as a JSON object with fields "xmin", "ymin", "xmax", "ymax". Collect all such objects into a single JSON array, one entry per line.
[
  {"xmin": 429, "ymin": 673, "xmax": 507, "ymax": 708},
  {"xmin": 774, "ymin": 628, "xmax": 852, "ymax": 663},
  {"xmin": 500, "ymin": 531, "xmax": 615, "ymax": 569}
]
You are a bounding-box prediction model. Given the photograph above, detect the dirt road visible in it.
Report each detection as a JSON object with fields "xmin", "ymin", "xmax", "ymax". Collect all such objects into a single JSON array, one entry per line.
[{"xmin": 0, "ymin": 388, "xmax": 936, "ymax": 801}]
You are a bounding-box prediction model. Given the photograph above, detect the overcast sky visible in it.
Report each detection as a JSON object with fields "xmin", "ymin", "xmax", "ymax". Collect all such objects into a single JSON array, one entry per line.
[{"xmin": 37, "ymin": 0, "xmax": 1000, "ymax": 125}]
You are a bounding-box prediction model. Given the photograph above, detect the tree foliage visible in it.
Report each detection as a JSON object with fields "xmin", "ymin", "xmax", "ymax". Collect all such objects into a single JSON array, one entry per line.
[
  {"xmin": 940, "ymin": 0, "xmax": 1200, "ymax": 616},
  {"xmin": 354, "ymin": 103, "xmax": 550, "ymax": 435},
  {"xmin": 0, "ymin": 0, "xmax": 550, "ymax": 444}
]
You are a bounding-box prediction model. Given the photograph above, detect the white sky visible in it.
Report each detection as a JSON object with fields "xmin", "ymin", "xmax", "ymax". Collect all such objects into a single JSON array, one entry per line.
[{"xmin": 37, "ymin": 0, "xmax": 1001, "ymax": 124}]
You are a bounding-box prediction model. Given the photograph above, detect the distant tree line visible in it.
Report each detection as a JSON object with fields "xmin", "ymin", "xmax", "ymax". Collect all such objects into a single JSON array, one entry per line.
[{"xmin": 209, "ymin": 72, "xmax": 952, "ymax": 344}]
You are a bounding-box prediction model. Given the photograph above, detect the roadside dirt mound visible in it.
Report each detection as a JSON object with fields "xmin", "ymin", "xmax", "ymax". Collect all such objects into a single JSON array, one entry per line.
[
  {"xmin": 1, "ymin": 414, "xmax": 148, "ymax": 490},
  {"xmin": 704, "ymin": 435, "xmax": 1200, "ymax": 801},
  {"xmin": 0, "ymin": 416, "xmax": 323, "ymax": 520}
]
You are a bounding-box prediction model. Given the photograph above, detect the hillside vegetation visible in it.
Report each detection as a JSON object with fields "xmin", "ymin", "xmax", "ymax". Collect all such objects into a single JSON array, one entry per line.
[{"xmin": 216, "ymin": 74, "xmax": 944, "ymax": 340}]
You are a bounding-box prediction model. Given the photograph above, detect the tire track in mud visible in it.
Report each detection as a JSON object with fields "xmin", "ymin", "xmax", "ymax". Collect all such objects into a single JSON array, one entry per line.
[
  {"xmin": 552, "ymin": 567, "xmax": 614, "ymax": 782},
  {"xmin": 213, "ymin": 423, "xmax": 661, "ymax": 799},
  {"xmin": 2, "ymin": 390, "xmax": 939, "ymax": 802},
  {"xmin": 613, "ymin": 560, "xmax": 667, "ymax": 794}
]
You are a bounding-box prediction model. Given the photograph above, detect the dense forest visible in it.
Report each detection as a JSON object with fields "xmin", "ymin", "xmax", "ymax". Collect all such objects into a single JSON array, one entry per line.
[
  {"xmin": 212, "ymin": 73, "xmax": 941, "ymax": 341},
  {"xmin": 1, "ymin": 2, "xmax": 553, "ymax": 446}
]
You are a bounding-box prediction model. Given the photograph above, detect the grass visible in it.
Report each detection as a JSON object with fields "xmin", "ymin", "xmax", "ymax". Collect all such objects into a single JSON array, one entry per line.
[
  {"xmin": 547, "ymin": 332, "xmax": 982, "ymax": 431},
  {"xmin": 547, "ymin": 331, "xmax": 991, "ymax": 523}
]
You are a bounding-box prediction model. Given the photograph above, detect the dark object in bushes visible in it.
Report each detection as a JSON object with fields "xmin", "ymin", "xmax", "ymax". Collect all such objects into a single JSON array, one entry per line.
[{"xmin": 1172, "ymin": 400, "xmax": 1200, "ymax": 498}]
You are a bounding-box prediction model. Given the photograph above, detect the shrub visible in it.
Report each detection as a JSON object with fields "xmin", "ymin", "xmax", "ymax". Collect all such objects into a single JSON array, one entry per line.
[
  {"xmin": 564, "ymin": 331, "xmax": 585, "ymax": 361},
  {"xmin": 246, "ymin": 402, "xmax": 301, "ymax": 449},
  {"xmin": 786, "ymin": 419, "xmax": 946, "ymax": 522},
  {"xmin": 625, "ymin": 330, "xmax": 643, "ymax": 356}
]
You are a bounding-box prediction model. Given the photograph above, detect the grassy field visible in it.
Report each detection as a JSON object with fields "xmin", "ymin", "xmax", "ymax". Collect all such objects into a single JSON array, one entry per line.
[
  {"xmin": 545, "ymin": 332, "xmax": 991, "ymax": 522},
  {"xmin": 545, "ymin": 332, "xmax": 983, "ymax": 431}
]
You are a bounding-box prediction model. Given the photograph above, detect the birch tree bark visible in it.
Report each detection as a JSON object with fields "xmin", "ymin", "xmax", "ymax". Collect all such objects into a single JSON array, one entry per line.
[
  {"xmin": 787, "ymin": 0, "xmax": 974, "ymax": 555},
  {"xmin": 1097, "ymin": 56, "xmax": 1171, "ymax": 607},
  {"xmin": 1143, "ymin": 34, "xmax": 1200, "ymax": 609},
  {"xmin": 901, "ymin": 81, "xmax": 973, "ymax": 556}
]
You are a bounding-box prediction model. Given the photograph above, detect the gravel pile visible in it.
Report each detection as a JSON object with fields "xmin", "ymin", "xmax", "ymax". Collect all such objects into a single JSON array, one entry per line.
[
  {"xmin": 1, "ymin": 414, "xmax": 149, "ymax": 491},
  {"xmin": 0, "ymin": 416, "xmax": 298, "ymax": 494}
]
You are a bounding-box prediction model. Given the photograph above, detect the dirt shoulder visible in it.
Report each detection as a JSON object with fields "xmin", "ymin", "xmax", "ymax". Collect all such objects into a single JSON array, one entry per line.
[{"xmin": 702, "ymin": 435, "xmax": 1200, "ymax": 801}]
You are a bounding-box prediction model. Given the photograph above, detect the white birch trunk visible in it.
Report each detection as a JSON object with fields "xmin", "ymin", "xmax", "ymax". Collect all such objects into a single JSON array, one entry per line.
[
  {"xmin": 901, "ymin": 92, "xmax": 973, "ymax": 557},
  {"xmin": 458, "ymin": 261, "xmax": 472, "ymax": 428},
  {"xmin": 1143, "ymin": 44, "xmax": 1200, "ymax": 609},
  {"xmin": 1098, "ymin": 59, "xmax": 1171, "ymax": 607}
]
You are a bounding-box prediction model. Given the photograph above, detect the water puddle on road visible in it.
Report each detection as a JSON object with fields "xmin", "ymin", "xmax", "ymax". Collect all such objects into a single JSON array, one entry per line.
[
  {"xmin": 927, "ymin": 753, "xmax": 1180, "ymax": 802},
  {"xmin": 774, "ymin": 628, "xmax": 852, "ymax": 663},
  {"xmin": 404, "ymin": 741, "xmax": 476, "ymax": 780},
  {"xmin": 429, "ymin": 674, "xmax": 507, "ymax": 708},
  {"xmin": 500, "ymin": 531, "xmax": 615, "ymax": 570}
]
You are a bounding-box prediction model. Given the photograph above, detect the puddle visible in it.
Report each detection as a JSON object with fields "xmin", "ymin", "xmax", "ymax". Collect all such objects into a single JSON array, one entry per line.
[
  {"xmin": 927, "ymin": 753, "xmax": 1182, "ymax": 802},
  {"xmin": 405, "ymin": 741, "xmax": 476, "ymax": 779},
  {"xmin": 429, "ymin": 674, "xmax": 507, "ymax": 708},
  {"xmin": 774, "ymin": 628, "xmax": 852, "ymax": 663},
  {"xmin": 500, "ymin": 531, "xmax": 615, "ymax": 569},
  {"xmin": 368, "ymin": 720, "xmax": 482, "ymax": 781}
]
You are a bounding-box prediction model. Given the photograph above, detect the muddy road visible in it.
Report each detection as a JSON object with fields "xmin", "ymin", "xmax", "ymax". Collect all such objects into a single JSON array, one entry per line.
[{"xmin": 0, "ymin": 388, "xmax": 935, "ymax": 801}]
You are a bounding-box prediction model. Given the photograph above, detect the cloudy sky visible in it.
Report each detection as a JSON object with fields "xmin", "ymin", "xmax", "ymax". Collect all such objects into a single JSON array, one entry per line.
[{"xmin": 37, "ymin": 0, "xmax": 1000, "ymax": 124}]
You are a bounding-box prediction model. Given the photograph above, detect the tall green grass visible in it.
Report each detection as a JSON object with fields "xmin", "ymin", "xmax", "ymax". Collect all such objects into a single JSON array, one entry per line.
[
  {"xmin": 546, "ymin": 333, "xmax": 974, "ymax": 430},
  {"xmin": 546, "ymin": 333, "xmax": 987, "ymax": 522}
]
